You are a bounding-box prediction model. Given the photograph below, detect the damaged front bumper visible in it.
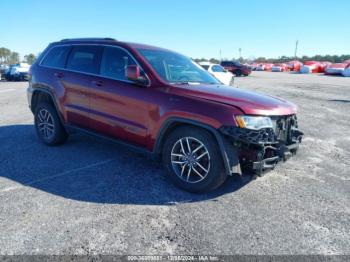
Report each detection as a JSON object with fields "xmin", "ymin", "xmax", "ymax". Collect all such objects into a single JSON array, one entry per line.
[{"xmin": 220, "ymin": 115, "xmax": 304, "ymax": 176}]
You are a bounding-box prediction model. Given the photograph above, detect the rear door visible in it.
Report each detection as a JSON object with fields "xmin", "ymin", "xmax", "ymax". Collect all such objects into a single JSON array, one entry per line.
[{"xmin": 62, "ymin": 45, "xmax": 103, "ymax": 128}]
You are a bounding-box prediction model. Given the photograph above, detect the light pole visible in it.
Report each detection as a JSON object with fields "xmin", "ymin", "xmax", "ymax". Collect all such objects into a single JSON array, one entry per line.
[{"xmin": 294, "ymin": 40, "xmax": 299, "ymax": 58}]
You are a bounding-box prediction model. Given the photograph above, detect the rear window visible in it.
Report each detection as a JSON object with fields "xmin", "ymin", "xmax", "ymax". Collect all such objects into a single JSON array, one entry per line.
[
  {"xmin": 41, "ymin": 46, "xmax": 71, "ymax": 68},
  {"xmin": 66, "ymin": 46, "xmax": 102, "ymax": 74}
]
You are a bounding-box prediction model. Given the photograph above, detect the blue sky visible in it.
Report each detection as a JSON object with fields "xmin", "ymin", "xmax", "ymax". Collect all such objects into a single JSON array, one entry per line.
[{"xmin": 1, "ymin": 0, "xmax": 349, "ymax": 59}]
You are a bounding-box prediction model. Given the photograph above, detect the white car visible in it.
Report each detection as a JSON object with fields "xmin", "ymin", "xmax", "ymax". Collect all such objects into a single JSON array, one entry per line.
[
  {"xmin": 199, "ymin": 62, "xmax": 234, "ymax": 86},
  {"xmin": 6, "ymin": 63, "xmax": 30, "ymax": 81},
  {"xmin": 342, "ymin": 68, "xmax": 350, "ymax": 77}
]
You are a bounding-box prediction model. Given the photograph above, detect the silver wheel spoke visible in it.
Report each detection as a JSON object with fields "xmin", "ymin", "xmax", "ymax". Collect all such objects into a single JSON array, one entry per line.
[
  {"xmin": 38, "ymin": 113, "xmax": 44, "ymax": 123},
  {"xmin": 196, "ymin": 162, "xmax": 208, "ymax": 173},
  {"xmin": 186, "ymin": 138, "xmax": 191, "ymax": 153},
  {"xmin": 171, "ymin": 153, "xmax": 185, "ymax": 157},
  {"xmin": 192, "ymin": 144, "xmax": 203, "ymax": 154},
  {"xmin": 39, "ymin": 111, "xmax": 45, "ymax": 121},
  {"xmin": 172, "ymin": 161, "xmax": 186, "ymax": 165},
  {"xmin": 186, "ymin": 166, "xmax": 191, "ymax": 181},
  {"xmin": 181, "ymin": 164, "xmax": 186, "ymax": 177},
  {"xmin": 196, "ymin": 151, "xmax": 208, "ymax": 160},
  {"xmin": 179, "ymin": 139, "xmax": 186, "ymax": 154},
  {"xmin": 192, "ymin": 166, "xmax": 204, "ymax": 178}
]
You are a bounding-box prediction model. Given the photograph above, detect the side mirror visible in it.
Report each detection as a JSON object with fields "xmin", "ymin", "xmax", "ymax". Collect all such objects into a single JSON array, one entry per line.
[{"xmin": 126, "ymin": 65, "xmax": 148, "ymax": 85}]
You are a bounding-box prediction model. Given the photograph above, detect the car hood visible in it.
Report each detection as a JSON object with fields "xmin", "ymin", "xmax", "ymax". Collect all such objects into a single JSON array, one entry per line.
[{"xmin": 171, "ymin": 84, "xmax": 297, "ymax": 115}]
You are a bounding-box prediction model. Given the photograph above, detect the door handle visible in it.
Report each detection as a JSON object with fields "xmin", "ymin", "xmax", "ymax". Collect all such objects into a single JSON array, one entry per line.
[
  {"xmin": 92, "ymin": 80, "xmax": 103, "ymax": 87},
  {"xmin": 54, "ymin": 72, "xmax": 64, "ymax": 78}
]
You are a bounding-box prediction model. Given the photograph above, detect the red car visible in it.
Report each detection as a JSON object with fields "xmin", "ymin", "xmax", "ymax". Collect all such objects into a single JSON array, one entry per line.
[
  {"xmin": 287, "ymin": 60, "xmax": 302, "ymax": 72},
  {"xmin": 27, "ymin": 38, "xmax": 303, "ymax": 193},
  {"xmin": 220, "ymin": 61, "xmax": 252, "ymax": 76},
  {"xmin": 300, "ymin": 61, "xmax": 322, "ymax": 73}
]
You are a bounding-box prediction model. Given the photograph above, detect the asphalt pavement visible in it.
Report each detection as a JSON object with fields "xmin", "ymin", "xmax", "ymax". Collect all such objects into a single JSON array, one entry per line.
[{"xmin": 0, "ymin": 72, "xmax": 349, "ymax": 255}]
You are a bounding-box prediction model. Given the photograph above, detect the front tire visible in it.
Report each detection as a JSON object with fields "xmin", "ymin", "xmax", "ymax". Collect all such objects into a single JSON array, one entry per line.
[
  {"xmin": 162, "ymin": 126, "xmax": 227, "ymax": 193},
  {"xmin": 234, "ymin": 70, "xmax": 242, "ymax": 77},
  {"xmin": 34, "ymin": 102, "xmax": 68, "ymax": 146}
]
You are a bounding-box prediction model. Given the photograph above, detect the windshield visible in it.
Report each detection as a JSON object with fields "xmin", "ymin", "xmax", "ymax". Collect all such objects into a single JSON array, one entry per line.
[{"xmin": 137, "ymin": 48, "xmax": 220, "ymax": 84}]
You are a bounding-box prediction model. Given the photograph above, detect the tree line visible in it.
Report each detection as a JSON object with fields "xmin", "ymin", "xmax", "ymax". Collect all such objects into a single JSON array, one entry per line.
[
  {"xmin": 194, "ymin": 54, "xmax": 350, "ymax": 64},
  {"xmin": 0, "ymin": 47, "xmax": 37, "ymax": 65},
  {"xmin": 2, "ymin": 46, "xmax": 349, "ymax": 65}
]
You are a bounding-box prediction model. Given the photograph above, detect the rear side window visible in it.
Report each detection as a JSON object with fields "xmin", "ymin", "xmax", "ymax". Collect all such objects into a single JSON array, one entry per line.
[
  {"xmin": 100, "ymin": 47, "xmax": 136, "ymax": 80},
  {"xmin": 222, "ymin": 61, "xmax": 233, "ymax": 66},
  {"xmin": 66, "ymin": 46, "xmax": 102, "ymax": 74},
  {"xmin": 41, "ymin": 46, "xmax": 70, "ymax": 68}
]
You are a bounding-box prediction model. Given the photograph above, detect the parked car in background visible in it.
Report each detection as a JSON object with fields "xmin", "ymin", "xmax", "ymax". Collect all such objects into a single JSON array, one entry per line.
[
  {"xmin": 255, "ymin": 63, "xmax": 266, "ymax": 71},
  {"xmin": 341, "ymin": 63, "xmax": 350, "ymax": 77},
  {"xmin": 220, "ymin": 61, "xmax": 252, "ymax": 76},
  {"xmin": 199, "ymin": 62, "xmax": 235, "ymax": 86},
  {"xmin": 0, "ymin": 64, "xmax": 9, "ymax": 80},
  {"xmin": 4, "ymin": 63, "xmax": 30, "ymax": 81},
  {"xmin": 287, "ymin": 60, "xmax": 303, "ymax": 72},
  {"xmin": 271, "ymin": 63, "xmax": 288, "ymax": 72},
  {"xmin": 264, "ymin": 63, "xmax": 274, "ymax": 71},
  {"xmin": 27, "ymin": 38, "xmax": 303, "ymax": 193},
  {"xmin": 300, "ymin": 61, "xmax": 322, "ymax": 73},
  {"xmin": 325, "ymin": 62, "xmax": 350, "ymax": 75},
  {"xmin": 249, "ymin": 62, "xmax": 259, "ymax": 71},
  {"xmin": 319, "ymin": 62, "xmax": 332, "ymax": 73}
]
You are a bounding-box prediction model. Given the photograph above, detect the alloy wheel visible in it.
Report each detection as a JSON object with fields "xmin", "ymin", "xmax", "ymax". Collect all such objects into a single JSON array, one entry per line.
[
  {"xmin": 170, "ymin": 137, "xmax": 210, "ymax": 183},
  {"xmin": 37, "ymin": 109, "xmax": 55, "ymax": 140}
]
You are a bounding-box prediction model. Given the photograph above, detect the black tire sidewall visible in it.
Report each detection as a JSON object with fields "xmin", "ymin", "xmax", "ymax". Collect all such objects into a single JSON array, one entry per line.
[
  {"xmin": 235, "ymin": 70, "xmax": 242, "ymax": 76},
  {"xmin": 162, "ymin": 127, "xmax": 226, "ymax": 193}
]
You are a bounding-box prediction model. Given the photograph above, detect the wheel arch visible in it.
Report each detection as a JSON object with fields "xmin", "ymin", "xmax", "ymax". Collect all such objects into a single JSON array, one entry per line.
[
  {"xmin": 31, "ymin": 88, "xmax": 65, "ymax": 124},
  {"xmin": 153, "ymin": 117, "xmax": 241, "ymax": 176}
]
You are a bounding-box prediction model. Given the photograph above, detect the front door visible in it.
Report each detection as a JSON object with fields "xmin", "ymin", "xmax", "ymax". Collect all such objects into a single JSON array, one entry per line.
[{"xmin": 89, "ymin": 46, "xmax": 151, "ymax": 146}]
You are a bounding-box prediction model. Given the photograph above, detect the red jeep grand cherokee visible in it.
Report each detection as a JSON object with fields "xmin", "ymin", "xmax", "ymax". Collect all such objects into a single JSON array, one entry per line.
[{"xmin": 27, "ymin": 38, "xmax": 303, "ymax": 193}]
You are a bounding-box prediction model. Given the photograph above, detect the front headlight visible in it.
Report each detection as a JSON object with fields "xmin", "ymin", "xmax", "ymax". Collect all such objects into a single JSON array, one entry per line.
[{"xmin": 235, "ymin": 115, "xmax": 273, "ymax": 130}]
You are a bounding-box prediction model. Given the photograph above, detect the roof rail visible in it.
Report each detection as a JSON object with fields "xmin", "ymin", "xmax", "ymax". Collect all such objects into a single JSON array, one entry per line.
[{"xmin": 60, "ymin": 37, "xmax": 117, "ymax": 42}]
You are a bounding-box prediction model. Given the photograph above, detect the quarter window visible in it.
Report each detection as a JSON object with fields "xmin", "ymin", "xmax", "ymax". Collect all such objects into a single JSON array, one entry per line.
[
  {"xmin": 41, "ymin": 46, "xmax": 70, "ymax": 68},
  {"xmin": 100, "ymin": 47, "xmax": 136, "ymax": 80},
  {"xmin": 66, "ymin": 46, "xmax": 102, "ymax": 74}
]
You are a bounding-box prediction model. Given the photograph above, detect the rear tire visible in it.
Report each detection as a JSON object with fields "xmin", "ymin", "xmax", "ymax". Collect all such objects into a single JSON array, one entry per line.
[
  {"xmin": 34, "ymin": 102, "xmax": 68, "ymax": 146},
  {"xmin": 162, "ymin": 126, "xmax": 227, "ymax": 193}
]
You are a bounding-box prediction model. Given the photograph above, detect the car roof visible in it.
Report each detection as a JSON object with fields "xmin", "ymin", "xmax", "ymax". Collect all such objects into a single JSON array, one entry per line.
[
  {"xmin": 52, "ymin": 38, "xmax": 174, "ymax": 52},
  {"xmin": 198, "ymin": 61, "xmax": 212, "ymax": 66}
]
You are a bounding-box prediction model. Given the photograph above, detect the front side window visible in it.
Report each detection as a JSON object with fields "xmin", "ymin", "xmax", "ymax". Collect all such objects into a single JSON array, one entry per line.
[
  {"xmin": 100, "ymin": 47, "xmax": 136, "ymax": 80},
  {"xmin": 41, "ymin": 46, "xmax": 71, "ymax": 68},
  {"xmin": 66, "ymin": 46, "xmax": 102, "ymax": 74},
  {"xmin": 138, "ymin": 49, "xmax": 220, "ymax": 84}
]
